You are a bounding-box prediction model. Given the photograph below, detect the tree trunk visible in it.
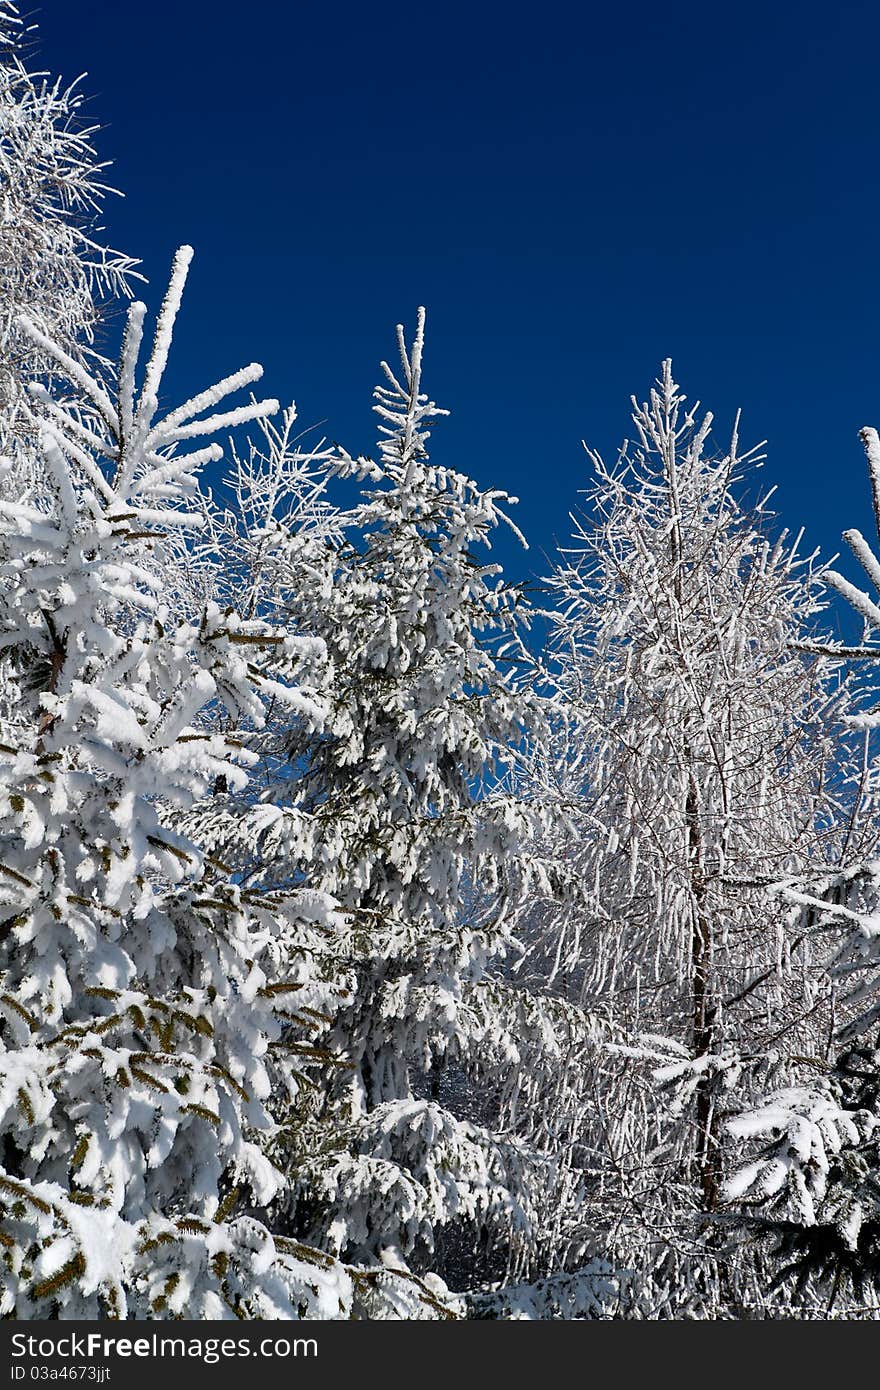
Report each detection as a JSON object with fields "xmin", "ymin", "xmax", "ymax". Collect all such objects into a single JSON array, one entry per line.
[{"xmin": 686, "ymin": 777, "xmax": 720, "ymax": 1211}]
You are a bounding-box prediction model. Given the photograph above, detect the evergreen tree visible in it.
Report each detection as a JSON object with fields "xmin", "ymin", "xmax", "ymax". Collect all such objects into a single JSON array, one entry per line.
[
  {"xmin": 216, "ymin": 311, "xmax": 590, "ymax": 1306},
  {"xmin": 0, "ymin": 249, "xmax": 362, "ymax": 1317}
]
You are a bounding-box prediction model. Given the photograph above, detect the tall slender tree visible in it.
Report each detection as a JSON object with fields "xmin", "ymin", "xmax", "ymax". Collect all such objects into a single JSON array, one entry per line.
[
  {"xmin": 213, "ymin": 311, "xmax": 614, "ymax": 1309},
  {"xmin": 515, "ymin": 363, "xmax": 845, "ymax": 1313}
]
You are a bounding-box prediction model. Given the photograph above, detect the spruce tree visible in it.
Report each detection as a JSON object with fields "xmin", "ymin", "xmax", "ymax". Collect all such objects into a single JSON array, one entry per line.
[
  {"xmin": 218, "ymin": 311, "xmax": 582, "ymax": 1307},
  {"xmin": 0, "ymin": 249, "xmax": 360, "ymax": 1317}
]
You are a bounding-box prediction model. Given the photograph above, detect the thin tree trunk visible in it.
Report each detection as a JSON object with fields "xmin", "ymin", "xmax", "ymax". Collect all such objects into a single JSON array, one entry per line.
[{"xmin": 686, "ymin": 776, "xmax": 720, "ymax": 1211}]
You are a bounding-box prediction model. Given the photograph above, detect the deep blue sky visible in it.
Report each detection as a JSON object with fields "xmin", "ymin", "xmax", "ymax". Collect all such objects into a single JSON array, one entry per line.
[{"xmin": 31, "ymin": 0, "xmax": 880, "ymax": 595}]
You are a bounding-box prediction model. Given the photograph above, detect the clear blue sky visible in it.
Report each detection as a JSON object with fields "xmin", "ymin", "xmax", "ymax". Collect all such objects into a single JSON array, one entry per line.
[{"xmin": 31, "ymin": 0, "xmax": 880, "ymax": 596}]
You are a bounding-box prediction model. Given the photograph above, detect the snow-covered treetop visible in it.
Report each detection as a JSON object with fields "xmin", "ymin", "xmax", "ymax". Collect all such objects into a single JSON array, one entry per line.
[{"xmin": 0, "ymin": 4, "xmax": 138, "ymax": 458}]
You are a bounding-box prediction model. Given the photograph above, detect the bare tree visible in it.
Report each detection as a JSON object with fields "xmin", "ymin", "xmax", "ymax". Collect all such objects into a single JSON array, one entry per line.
[{"xmin": 513, "ymin": 363, "xmax": 848, "ymax": 1313}]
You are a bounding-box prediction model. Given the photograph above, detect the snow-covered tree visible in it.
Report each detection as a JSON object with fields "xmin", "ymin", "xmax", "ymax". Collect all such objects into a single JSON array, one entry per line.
[
  {"xmin": 210, "ymin": 310, "xmax": 584, "ymax": 1301},
  {"xmin": 511, "ymin": 363, "xmax": 848, "ymax": 1314},
  {"xmin": 0, "ymin": 3, "xmax": 136, "ymax": 463},
  {"xmin": 0, "ymin": 247, "xmax": 380, "ymax": 1318}
]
